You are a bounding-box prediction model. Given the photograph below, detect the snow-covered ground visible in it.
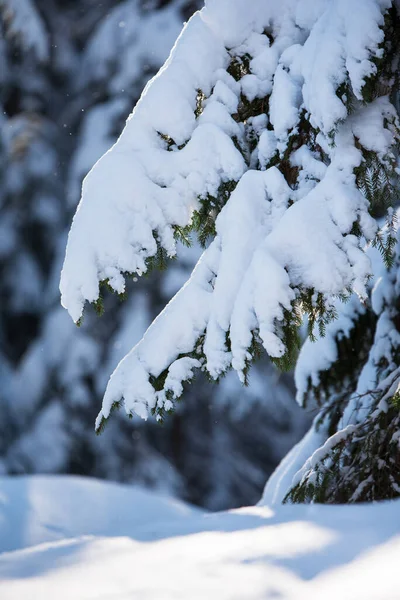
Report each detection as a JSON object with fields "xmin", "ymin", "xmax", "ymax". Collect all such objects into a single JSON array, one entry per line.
[{"xmin": 0, "ymin": 476, "xmax": 399, "ymax": 599}]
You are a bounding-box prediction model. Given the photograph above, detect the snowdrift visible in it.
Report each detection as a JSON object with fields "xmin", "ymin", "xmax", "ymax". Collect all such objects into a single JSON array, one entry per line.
[{"xmin": 0, "ymin": 475, "xmax": 399, "ymax": 599}]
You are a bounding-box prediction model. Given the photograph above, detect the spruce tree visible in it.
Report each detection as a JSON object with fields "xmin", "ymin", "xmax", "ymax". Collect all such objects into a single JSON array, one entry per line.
[
  {"xmin": 283, "ymin": 232, "xmax": 400, "ymax": 503},
  {"xmin": 62, "ymin": 0, "xmax": 400, "ymax": 503},
  {"xmin": 0, "ymin": 0, "xmax": 305, "ymax": 509}
]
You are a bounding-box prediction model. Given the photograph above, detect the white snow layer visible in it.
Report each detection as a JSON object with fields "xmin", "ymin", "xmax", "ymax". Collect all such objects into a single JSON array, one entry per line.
[
  {"xmin": 60, "ymin": 0, "xmax": 397, "ymax": 423},
  {"xmin": 1, "ymin": 475, "xmax": 400, "ymax": 599}
]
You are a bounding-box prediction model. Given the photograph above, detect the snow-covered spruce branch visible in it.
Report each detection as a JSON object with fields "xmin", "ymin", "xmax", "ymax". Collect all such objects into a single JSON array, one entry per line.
[
  {"xmin": 285, "ymin": 225, "xmax": 400, "ymax": 503},
  {"xmin": 60, "ymin": 0, "xmax": 400, "ymax": 430},
  {"xmin": 285, "ymin": 386, "xmax": 400, "ymax": 503}
]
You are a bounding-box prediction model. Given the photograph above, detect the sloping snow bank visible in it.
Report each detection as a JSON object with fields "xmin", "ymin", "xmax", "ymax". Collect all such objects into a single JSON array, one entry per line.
[
  {"xmin": 0, "ymin": 475, "xmax": 199, "ymax": 554},
  {"xmin": 0, "ymin": 476, "xmax": 399, "ymax": 599}
]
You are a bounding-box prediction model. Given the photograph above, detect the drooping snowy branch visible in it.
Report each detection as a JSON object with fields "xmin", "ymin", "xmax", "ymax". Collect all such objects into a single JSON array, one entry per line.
[{"xmin": 60, "ymin": 0, "xmax": 400, "ymax": 429}]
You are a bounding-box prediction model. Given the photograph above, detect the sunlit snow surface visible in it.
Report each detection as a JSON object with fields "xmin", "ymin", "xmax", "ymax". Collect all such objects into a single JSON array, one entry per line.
[{"xmin": 0, "ymin": 476, "xmax": 399, "ymax": 599}]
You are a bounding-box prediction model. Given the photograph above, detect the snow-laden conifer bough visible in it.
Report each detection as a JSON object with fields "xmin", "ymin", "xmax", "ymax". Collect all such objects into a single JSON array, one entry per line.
[
  {"xmin": 1, "ymin": 0, "xmax": 306, "ymax": 508},
  {"xmin": 61, "ymin": 0, "xmax": 400, "ymax": 502}
]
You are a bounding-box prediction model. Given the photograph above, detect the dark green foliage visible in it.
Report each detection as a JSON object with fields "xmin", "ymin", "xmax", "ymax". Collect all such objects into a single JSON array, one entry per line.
[
  {"xmin": 285, "ymin": 400, "xmax": 400, "ymax": 504},
  {"xmin": 191, "ymin": 180, "xmax": 238, "ymax": 246},
  {"xmin": 173, "ymin": 225, "xmax": 192, "ymax": 247},
  {"xmin": 270, "ymin": 317, "xmax": 301, "ymax": 373},
  {"xmin": 300, "ymin": 291, "xmax": 337, "ymax": 342},
  {"xmin": 302, "ymin": 306, "xmax": 376, "ymax": 426},
  {"xmin": 264, "ymin": 109, "xmax": 325, "ymax": 191},
  {"xmin": 372, "ymin": 208, "xmax": 398, "ymax": 269},
  {"xmin": 95, "ymin": 400, "xmax": 123, "ymax": 436},
  {"xmin": 92, "ymin": 295, "xmax": 105, "ymax": 317},
  {"xmin": 356, "ymin": 6, "xmax": 400, "ymax": 269},
  {"xmin": 157, "ymin": 131, "xmax": 177, "ymax": 151},
  {"xmin": 335, "ymin": 81, "xmax": 357, "ymax": 116},
  {"xmin": 146, "ymin": 234, "xmax": 170, "ymax": 272},
  {"xmin": 157, "ymin": 131, "xmax": 188, "ymax": 151},
  {"xmin": 195, "ymin": 89, "xmax": 205, "ymax": 118},
  {"xmin": 242, "ymin": 333, "xmax": 266, "ymax": 385},
  {"xmin": 234, "ymin": 94, "xmax": 269, "ymax": 124},
  {"xmin": 227, "ymin": 53, "xmax": 251, "ymax": 82},
  {"xmin": 355, "ymin": 143, "xmax": 400, "ymax": 269}
]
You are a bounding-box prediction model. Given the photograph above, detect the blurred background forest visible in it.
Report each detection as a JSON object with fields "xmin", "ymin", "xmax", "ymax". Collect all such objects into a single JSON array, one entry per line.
[{"xmin": 0, "ymin": 0, "xmax": 310, "ymax": 510}]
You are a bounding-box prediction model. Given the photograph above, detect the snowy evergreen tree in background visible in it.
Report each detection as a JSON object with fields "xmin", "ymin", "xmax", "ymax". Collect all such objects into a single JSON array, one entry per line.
[
  {"xmin": 0, "ymin": 0, "xmax": 307, "ymax": 509},
  {"xmin": 62, "ymin": 0, "xmax": 400, "ymax": 503}
]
